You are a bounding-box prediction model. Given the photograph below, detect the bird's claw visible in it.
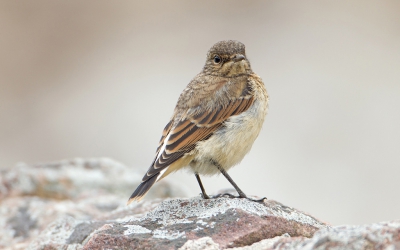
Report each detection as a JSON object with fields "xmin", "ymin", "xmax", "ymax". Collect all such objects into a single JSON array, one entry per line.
[
  {"xmin": 247, "ymin": 197, "xmax": 267, "ymax": 203},
  {"xmin": 211, "ymin": 193, "xmax": 239, "ymax": 199},
  {"xmin": 207, "ymin": 193, "xmax": 267, "ymax": 203}
]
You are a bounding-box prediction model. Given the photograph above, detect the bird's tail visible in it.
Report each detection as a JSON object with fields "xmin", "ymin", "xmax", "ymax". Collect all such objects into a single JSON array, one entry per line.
[{"xmin": 127, "ymin": 173, "xmax": 159, "ymax": 205}]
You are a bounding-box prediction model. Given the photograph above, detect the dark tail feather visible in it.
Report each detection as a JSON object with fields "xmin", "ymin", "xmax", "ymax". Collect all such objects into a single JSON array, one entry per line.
[{"xmin": 127, "ymin": 173, "xmax": 159, "ymax": 204}]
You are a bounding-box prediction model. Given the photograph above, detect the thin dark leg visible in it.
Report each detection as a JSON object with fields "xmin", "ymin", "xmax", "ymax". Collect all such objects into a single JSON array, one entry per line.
[
  {"xmin": 212, "ymin": 160, "xmax": 267, "ymax": 202},
  {"xmin": 195, "ymin": 173, "xmax": 210, "ymax": 199},
  {"xmin": 212, "ymin": 160, "xmax": 247, "ymax": 198}
]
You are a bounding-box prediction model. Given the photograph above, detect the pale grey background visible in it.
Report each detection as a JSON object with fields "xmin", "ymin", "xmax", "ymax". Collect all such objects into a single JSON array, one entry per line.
[{"xmin": 1, "ymin": 1, "xmax": 399, "ymax": 225}]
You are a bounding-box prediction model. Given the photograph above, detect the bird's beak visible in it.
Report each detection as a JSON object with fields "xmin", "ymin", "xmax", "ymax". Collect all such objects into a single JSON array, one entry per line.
[{"xmin": 232, "ymin": 54, "xmax": 245, "ymax": 62}]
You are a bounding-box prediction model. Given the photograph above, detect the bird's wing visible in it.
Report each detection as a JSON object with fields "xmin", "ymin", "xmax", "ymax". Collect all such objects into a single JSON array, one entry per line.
[
  {"xmin": 128, "ymin": 78, "xmax": 255, "ymax": 203},
  {"xmin": 142, "ymin": 85, "xmax": 255, "ymax": 182}
]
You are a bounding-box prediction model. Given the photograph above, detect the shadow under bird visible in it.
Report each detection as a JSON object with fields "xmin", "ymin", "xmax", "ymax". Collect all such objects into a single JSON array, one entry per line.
[{"xmin": 128, "ymin": 40, "xmax": 269, "ymax": 204}]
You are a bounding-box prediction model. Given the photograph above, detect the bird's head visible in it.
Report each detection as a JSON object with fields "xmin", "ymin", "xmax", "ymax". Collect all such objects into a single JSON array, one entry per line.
[{"xmin": 202, "ymin": 40, "xmax": 252, "ymax": 77}]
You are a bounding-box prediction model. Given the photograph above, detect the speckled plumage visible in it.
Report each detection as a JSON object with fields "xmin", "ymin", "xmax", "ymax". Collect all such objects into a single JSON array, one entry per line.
[{"xmin": 128, "ymin": 40, "xmax": 269, "ymax": 203}]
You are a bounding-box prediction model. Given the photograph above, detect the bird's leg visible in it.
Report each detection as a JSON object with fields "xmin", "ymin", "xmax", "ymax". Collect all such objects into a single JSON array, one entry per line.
[
  {"xmin": 212, "ymin": 160, "xmax": 247, "ymax": 198},
  {"xmin": 195, "ymin": 173, "xmax": 210, "ymax": 199},
  {"xmin": 211, "ymin": 160, "xmax": 267, "ymax": 202}
]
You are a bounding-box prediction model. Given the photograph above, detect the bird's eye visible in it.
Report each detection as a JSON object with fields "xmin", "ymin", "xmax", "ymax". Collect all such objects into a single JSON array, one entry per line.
[{"xmin": 213, "ymin": 55, "xmax": 221, "ymax": 64}]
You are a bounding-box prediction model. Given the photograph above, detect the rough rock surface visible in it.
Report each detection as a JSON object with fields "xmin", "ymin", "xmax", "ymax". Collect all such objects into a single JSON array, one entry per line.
[
  {"xmin": 0, "ymin": 158, "xmax": 186, "ymax": 249},
  {"xmin": 21, "ymin": 197, "xmax": 326, "ymax": 250},
  {"xmin": 273, "ymin": 221, "xmax": 400, "ymax": 249},
  {"xmin": 1, "ymin": 158, "xmax": 400, "ymax": 250},
  {"xmin": 82, "ymin": 198, "xmax": 326, "ymax": 249},
  {"xmin": 182, "ymin": 222, "xmax": 400, "ymax": 250},
  {"xmin": 0, "ymin": 158, "xmax": 184, "ymax": 201}
]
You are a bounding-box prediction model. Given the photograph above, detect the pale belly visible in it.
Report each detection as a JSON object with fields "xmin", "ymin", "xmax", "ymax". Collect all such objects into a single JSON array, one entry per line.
[{"xmin": 188, "ymin": 98, "xmax": 268, "ymax": 175}]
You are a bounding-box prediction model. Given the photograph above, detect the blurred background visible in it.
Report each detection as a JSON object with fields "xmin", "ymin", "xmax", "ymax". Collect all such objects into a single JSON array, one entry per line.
[{"xmin": 1, "ymin": 0, "xmax": 399, "ymax": 225}]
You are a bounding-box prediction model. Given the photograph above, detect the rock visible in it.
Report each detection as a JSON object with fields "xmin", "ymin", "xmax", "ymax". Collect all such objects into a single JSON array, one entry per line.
[
  {"xmin": 179, "ymin": 237, "xmax": 221, "ymax": 250},
  {"xmin": 273, "ymin": 221, "xmax": 400, "ymax": 250},
  {"xmin": 0, "ymin": 158, "xmax": 186, "ymax": 249},
  {"xmin": 0, "ymin": 158, "xmax": 185, "ymax": 201},
  {"xmin": 228, "ymin": 234, "xmax": 291, "ymax": 250},
  {"xmin": 28, "ymin": 216, "xmax": 82, "ymax": 250},
  {"xmin": 2, "ymin": 158, "xmax": 400, "ymax": 250},
  {"xmin": 32, "ymin": 198, "xmax": 327, "ymax": 249}
]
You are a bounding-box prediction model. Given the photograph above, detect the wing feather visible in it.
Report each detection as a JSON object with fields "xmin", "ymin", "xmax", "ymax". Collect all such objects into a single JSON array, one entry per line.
[{"xmin": 156, "ymin": 120, "xmax": 173, "ymax": 153}]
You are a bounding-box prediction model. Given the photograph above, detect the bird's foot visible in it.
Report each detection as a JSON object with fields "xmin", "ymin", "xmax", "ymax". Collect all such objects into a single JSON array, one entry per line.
[
  {"xmin": 246, "ymin": 196, "xmax": 267, "ymax": 203},
  {"xmin": 209, "ymin": 193, "xmax": 267, "ymax": 203},
  {"xmin": 210, "ymin": 192, "xmax": 239, "ymax": 199},
  {"xmin": 200, "ymin": 193, "xmax": 211, "ymax": 199}
]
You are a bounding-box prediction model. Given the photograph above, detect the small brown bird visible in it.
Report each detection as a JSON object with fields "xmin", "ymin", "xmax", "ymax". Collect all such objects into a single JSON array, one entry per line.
[{"xmin": 128, "ymin": 40, "xmax": 269, "ymax": 204}]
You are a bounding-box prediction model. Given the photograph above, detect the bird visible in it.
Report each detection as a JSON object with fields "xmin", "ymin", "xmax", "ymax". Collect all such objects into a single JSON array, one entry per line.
[{"xmin": 127, "ymin": 40, "xmax": 269, "ymax": 204}]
